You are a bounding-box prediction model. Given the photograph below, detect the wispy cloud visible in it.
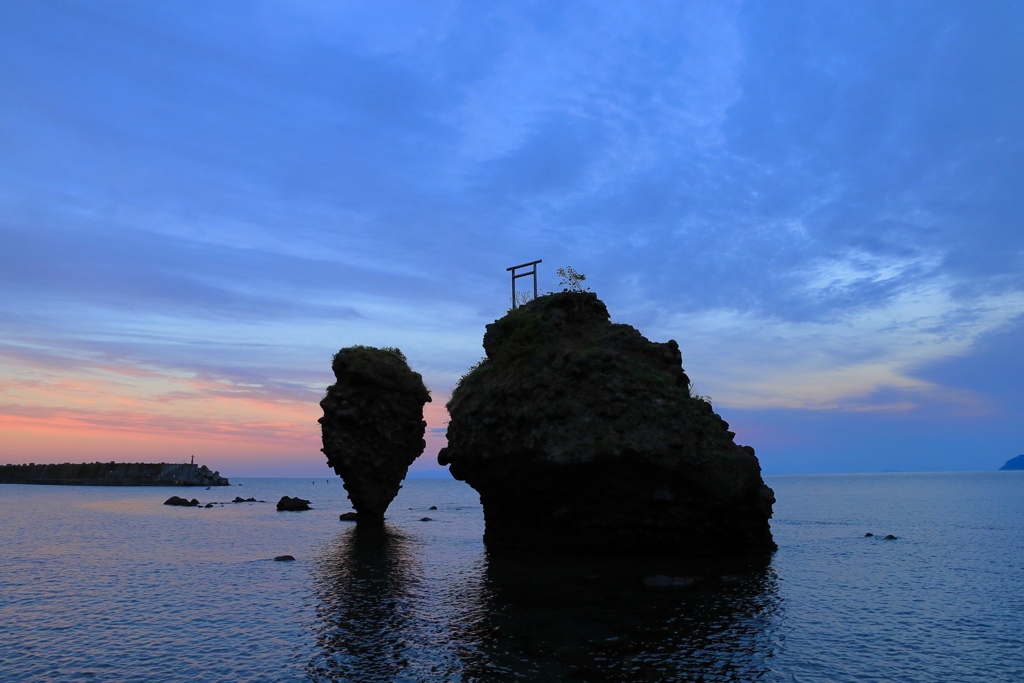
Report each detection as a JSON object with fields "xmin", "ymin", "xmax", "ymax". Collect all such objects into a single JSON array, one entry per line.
[
  {"xmin": 654, "ymin": 269, "xmax": 1024, "ymax": 412},
  {"xmin": 2, "ymin": 0, "xmax": 1022, "ymax": 473}
]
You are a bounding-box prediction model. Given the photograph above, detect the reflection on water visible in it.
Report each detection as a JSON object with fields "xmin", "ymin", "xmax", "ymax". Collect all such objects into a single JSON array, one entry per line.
[
  {"xmin": 307, "ymin": 524, "xmax": 423, "ymax": 681},
  {"xmin": 307, "ymin": 525, "xmax": 782, "ymax": 682},
  {"xmin": 463, "ymin": 552, "xmax": 782, "ymax": 681},
  {"xmin": 4, "ymin": 475, "xmax": 1019, "ymax": 682}
]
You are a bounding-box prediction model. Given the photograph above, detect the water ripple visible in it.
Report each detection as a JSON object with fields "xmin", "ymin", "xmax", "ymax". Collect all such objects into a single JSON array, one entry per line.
[{"xmin": 2, "ymin": 474, "xmax": 1023, "ymax": 681}]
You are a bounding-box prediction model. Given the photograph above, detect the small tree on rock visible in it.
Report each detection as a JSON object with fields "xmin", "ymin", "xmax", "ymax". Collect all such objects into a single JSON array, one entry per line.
[{"xmin": 556, "ymin": 266, "xmax": 589, "ymax": 292}]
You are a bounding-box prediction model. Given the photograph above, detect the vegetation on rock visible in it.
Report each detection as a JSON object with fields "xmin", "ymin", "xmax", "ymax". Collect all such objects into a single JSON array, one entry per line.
[{"xmin": 555, "ymin": 265, "xmax": 589, "ymax": 293}]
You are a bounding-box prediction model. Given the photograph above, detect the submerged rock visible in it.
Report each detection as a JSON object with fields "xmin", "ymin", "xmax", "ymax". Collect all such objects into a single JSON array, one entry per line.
[
  {"xmin": 319, "ymin": 346, "xmax": 431, "ymax": 521},
  {"xmin": 438, "ymin": 292, "xmax": 775, "ymax": 561}
]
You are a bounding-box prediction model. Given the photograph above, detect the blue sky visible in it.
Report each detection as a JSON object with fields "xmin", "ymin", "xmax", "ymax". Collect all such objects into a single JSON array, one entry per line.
[{"xmin": 1, "ymin": 0, "xmax": 1022, "ymax": 476}]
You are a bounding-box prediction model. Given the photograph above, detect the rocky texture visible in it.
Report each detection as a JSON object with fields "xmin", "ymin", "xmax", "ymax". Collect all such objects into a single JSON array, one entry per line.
[
  {"xmin": 999, "ymin": 454, "xmax": 1024, "ymax": 470},
  {"xmin": 277, "ymin": 496, "xmax": 312, "ymax": 511},
  {"xmin": 0, "ymin": 462, "xmax": 229, "ymax": 486},
  {"xmin": 438, "ymin": 292, "xmax": 776, "ymax": 561},
  {"xmin": 319, "ymin": 346, "xmax": 431, "ymax": 521},
  {"xmin": 164, "ymin": 496, "xmax": 200, "ymax": 507}
]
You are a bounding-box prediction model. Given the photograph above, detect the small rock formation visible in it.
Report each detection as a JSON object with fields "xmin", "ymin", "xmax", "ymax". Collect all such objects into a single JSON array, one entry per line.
[
  {"xmin": 274, "ymin": 555, "xmax": 296, "ymax": 562},
  {"xmin": 276, "ymin": 496, "xmax": 311, "ymax": 511},
  {"xmin": 999, "ymin": 454, "xmax": 1024, "ymax": 470},
  {"xmin": 319, "ymin": 346, "xmax": 431, "ymax": 521},
  {"xmin": 164, "ymin": 496, "xmax": 200, "ymax": 507},
  {"xmin": 438, "ymin": 292, "xmax": 776, "ymax": 561}
]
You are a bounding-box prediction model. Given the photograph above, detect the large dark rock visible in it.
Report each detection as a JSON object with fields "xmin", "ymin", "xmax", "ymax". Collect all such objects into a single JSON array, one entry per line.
[
  {"xmin": 438, "ymin": 292, "xmax": 776, "ymax": 561},
  {"xmin": 319, "ymin": 346, "xmax": 431, "ymax": 521},
  {"xmin": 999, "ymin": 454, "xmax": 1024, "ymax": 470}
]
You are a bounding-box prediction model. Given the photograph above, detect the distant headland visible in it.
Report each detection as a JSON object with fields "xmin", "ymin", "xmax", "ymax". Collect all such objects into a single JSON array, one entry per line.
[
  {"xmin": 999, "ymin": 455, "xmax": 1024, "ymax": 471},
  {"xmin": 0, "ymin": 462, "xmax": 230, "ymax": 486}
]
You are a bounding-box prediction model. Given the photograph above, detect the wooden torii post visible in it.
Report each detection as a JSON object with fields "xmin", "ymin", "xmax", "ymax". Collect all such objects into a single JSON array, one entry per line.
[{"xmin": 507, "ymin": 259, "xmax": 542, "ymax": 308}]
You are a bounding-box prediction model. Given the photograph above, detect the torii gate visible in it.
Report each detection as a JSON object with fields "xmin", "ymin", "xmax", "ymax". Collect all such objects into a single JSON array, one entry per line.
[{"xmin": 507, "ymin": 259, "xmax": 542, "ymax": 308}]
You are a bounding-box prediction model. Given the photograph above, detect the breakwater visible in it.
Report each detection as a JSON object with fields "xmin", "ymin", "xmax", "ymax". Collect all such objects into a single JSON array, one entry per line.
[{"xmin": 0, "ymin": 462, "xmax": 230, "ymax": 486}]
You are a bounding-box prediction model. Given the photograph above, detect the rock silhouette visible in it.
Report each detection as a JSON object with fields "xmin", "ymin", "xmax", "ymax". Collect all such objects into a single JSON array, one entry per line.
[
  {"xmin": 320, "ymin": 346, "xmax": 431, "ymax": 521},
  {"xmin": 276, "ymin": 496, "xmax": 311, "ymax": 511},
  {"xmin": 439, "ymin": 291, "xmax": 776, "ymax": 560},
  {"xmin": 999, "ymin": 454, "xmax": 1024, "ymax": 470},
  {"xmin": 164, "ymin": 496, "xmax": 200, "ymax": 507},
  {"xmin": 0, "ymin": 462, "xmax": 229, "ymax": 486}
]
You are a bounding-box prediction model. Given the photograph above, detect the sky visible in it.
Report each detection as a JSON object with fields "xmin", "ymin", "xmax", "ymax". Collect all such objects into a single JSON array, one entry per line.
[{"xmin": 1, "ymin": 0, "xmax": 1022, "ymax": 477}]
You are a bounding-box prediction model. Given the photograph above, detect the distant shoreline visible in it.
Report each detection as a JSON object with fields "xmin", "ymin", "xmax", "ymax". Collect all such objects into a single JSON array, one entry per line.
[{"xmin": 0, "ymin": 462, "xmax": 230, "ymax": 487}]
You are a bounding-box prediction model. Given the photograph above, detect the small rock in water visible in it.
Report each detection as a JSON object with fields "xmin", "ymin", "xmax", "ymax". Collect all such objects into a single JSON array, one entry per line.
[
  {"xmin": 339, "ymin": 512, "xmax": 359, "ymax": 522},
  {"xmin": 164, "ymin": 496, "xmax": 199, "ymax": 507},
  {"xmin": 419, "ymin": 517, "xmax": 433, "ymax": 522},
  {"xmin": 864, "ymin": 532, "xmax": 874, "ymax": 537},
  {"xmin": 276, "ymin": 496, "xmax": 312, "ymax": 511},
  {"xmin": 884, "ymin": 534, "xmax": 898, "ymax": 540},
  {"xmin": 274, "ymin": 555, "xmax": 295, "ymax": 562},
  {"xmin": 429, "ymin": 505, "xmax": 438, "ymax": 510}
]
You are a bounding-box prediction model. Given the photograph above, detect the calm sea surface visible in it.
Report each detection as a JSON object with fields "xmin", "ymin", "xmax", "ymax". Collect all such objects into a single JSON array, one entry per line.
[{"xmin": 1, "ymin": 471, "xmax": 1022, "ymax": 682}]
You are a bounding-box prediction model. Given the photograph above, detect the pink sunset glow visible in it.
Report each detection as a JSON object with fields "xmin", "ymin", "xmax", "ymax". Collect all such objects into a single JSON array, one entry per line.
[{"xmin": 0, "ymin": 348, "xmax": 453, "ymax": 477}]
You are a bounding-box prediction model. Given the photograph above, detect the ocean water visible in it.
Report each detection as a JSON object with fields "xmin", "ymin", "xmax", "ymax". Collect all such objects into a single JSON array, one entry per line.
[{"xmin": 1, "ymin": 471, "xmax": 1022, "ymax": 682}]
